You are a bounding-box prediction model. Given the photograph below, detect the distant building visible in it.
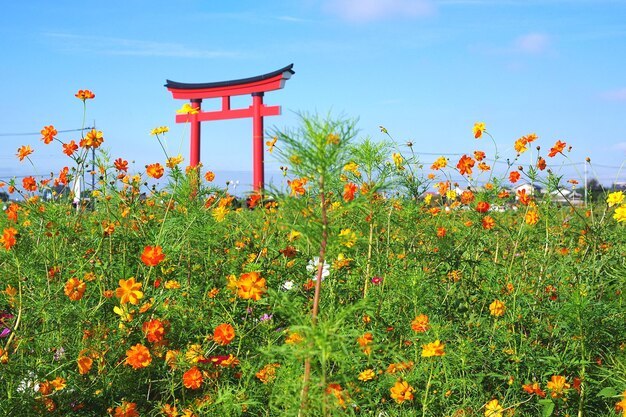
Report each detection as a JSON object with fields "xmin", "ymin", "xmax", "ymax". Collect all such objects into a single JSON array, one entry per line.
[{"xmin": 512, "ymin": 183, "xmax": 542, "ymax": 198}]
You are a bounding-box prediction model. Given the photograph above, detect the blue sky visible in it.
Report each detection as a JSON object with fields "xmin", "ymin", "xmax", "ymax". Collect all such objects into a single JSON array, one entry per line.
[{"xmin": 1, "ymin": 0, "xmax": 625, "ymax": 192}]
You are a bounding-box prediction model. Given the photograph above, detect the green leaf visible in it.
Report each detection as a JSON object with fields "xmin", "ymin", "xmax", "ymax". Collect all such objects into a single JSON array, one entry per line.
[
  {"xmin": 597, "ymin": 387, "xmax": 619, "ymax": 398},
  {"xmin": 538, "ymin": 399, "xmax": 555, "ymax": 417}
]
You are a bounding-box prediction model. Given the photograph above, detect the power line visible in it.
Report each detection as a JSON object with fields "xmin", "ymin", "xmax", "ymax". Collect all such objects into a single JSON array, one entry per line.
[{"xmin": 0, "ymin": 127, "xmax": 93, "ymax": 137}]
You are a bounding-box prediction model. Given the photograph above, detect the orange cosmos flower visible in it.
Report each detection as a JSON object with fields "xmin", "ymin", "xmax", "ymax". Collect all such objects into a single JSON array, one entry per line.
[
  {"xmin": 266, "ymin": 136, "xmax": 277, "ymax": 153},
  {"xmin": 213, "ymin": 323, "xmax": 236, "ymax": 345},
  {"xmin": 473, "ymin": 122, "xmax": 486, "ymax": 138},
  {"xmin": 411, "ymin": 314, "xmax": 429, "ymax": 333},
  {"xmin": 546, "ymin": 375, "xmax": 570, "ymax": 398},
  {"xmin": 514, "ymin": 137, "xmax": 528, "ymax": 154},
  {"xmin": 146, "ymin": 163, "xmax": 164, "ymax": 179},
  {"xmin": 482, "ymin": 215, "xmax": 495, "ymax": 230},
  {"xmin": 536, "ymin": 157, "xmax": 547, "ymax": 170},
  {"xmin": 431, "ymin": 156, "xmax": 448, "ymax": 170},
  {"xmin": 437, "ymin": 227, "xmax": 446, "ymax": 238},
  {"xmin": 143, "ymin": 319, "xmax": 166, "ymax": 343},
  {"xmin": 460, "ymin": 190, "xmax": 475, "ymax": 205},
  {"xmin": 41, "ymin": 125, "xmax": 57, "ymax": 144},
  {"xmin": 525, "ymin": 210, "xmax": 539, "ymax": 225},
  {"xmin": 1, "ymin": 227, "xmax": 17, "ymax": 250},
  {"xmin": 115, "ymin": 277, "xmax": 144, "ymax": 305},
  {"xmin": 141, "ymin": 245, "xmax": 165, "ymax": 267},
  {"xmin": 390, "ymin": 379, "xmax": 415, "ymax": 403},
  {"xmin": 6, "ymin": 203, "xmax": 18, "ymax": 223},
  {"xmin": 64, "ymin": 278, "xmax": 86, "ymax": 301},
  {"xmin": 509, "ymin": 171, "xmax": 521, "ymax": 183},
  {"xmin": 517, "ymin": 189, "xmax": 532, "ymax": 205},
  {"xmin": 63, "ymin": 140, "xmax": 78, "ymax": 156},
  {"xmin": 478, "ymin": 162, "xmax": 491, "ymax": 171},
  {"xmin": 256, "ymin": 363, "xmax": 280, "ymax": 384},
  {"xmin": 489, "ymin": 299, "xmax": 506, "ymax": 317},
  {"xmin": 183, "ymin": 366, "xmax": 203, "ymax": 389},
  {"xmin": 474, "ymin": 150, "xmax": 486, "ymax": 161},
  {"xmin": 522, "ymin": 382, "xmax": 546, "ymax": 398},
  {"xmin": 75, "ymin": 90, "xmax": 95, "ymax": 100},
  {"xmin": 114, "ymin": 158, "xmax": 128, "ymax": 172},
  {"xmin": 548, "ymin": 140, "xmax": 566, "ymax": 157},
  {"xmin": 22, "ymin": 176, "xmax": 37, "ymax": 192},
  {"xmin": 236, "ymin": 271, "xmax": 267, "ymax": 301},
  {"xmin": 204, "ymin": 171, "xmax": 215, "ymax": 182},
  {"xmin": 476, "ymin": 201, "xmax": 490, "ymax": 213},
  {"xmin": 125, "ymin": 344, "xmax": 152, "ymax": 369},
  {"xmin": 114, "ymin": 401, "xmax": 139, "ymax": 417},
  {"xmin": 287, "ymin": 177, "xmax": 308, "ymax": 196},
  {"xmin": 421, "ymin": 340, "xmax": 445, "ymax": 357},
  {"xmin": 16, "ymin": 145, "xmax": 33, "ymax": 161},
  {"xmin": 457, "ymin": 155, "xmax": 475, "ymax": 176},
  {"xmin": 77, "ymin": 354, "xmax": 93, "ymax": 375},
  {"xmin": 323, "ymin": 384, "xmax": 346, "ymax": 409},
  {"xmin": 357, "ymin": 332, "xmax": 373, "ymax": 355},
  {"xmin": 80, "ymin": 129, "xmax": 104, "ymax": 149},
  {"xmin": 343, "ymin": 182, "xmax": 358, "ymax": 202}
]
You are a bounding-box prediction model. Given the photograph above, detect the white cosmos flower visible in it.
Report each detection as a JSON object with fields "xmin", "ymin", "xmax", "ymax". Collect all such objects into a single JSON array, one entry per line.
[{"xmin": 307, "ymin": 257, "xmax": 330, "ymax": 281}]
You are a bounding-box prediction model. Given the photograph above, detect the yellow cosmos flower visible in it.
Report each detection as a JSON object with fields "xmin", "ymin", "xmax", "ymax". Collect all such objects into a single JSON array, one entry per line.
[
  {"xmin": 150, "ymin": 126, "xmax": 169, "ymax": 135},
  {"xmin": 489, "ymin": 299, "xmax": 506, "ymax": 317},
  {"xmin": 607, "ymin": 191, "xmax": 624, "ymax": 207},
  {"xmin": 392, "ymin": 153, "xmax": 404, "ymax": 170},
  {"xmin": 339, "ymin": 228, "xmax": 357, "ymax": 248},
  {"xmin": 614, "ymin": 205, "xmax": 626, "ymax": 222},
  {"xmin": 166, "ymin": 154, "xmax": 184, "ymax": 168},
  {"xmin": 421, "ymin": 340, "xmax": 445, "ymax": 357},
  {"xmin": 484, "ymin": 399, "xmax": 504, "ymax": 417},
  {"xmin": 176, "ymin": 103, "xmax": 199, "ymax": 115},
  {"xmin": 358, "ymin": 369, "xmax": 376, "ymax": 382}
]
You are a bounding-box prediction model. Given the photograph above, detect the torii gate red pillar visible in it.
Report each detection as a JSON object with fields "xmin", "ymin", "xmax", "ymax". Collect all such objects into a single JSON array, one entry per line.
[{"xmin": 165, "ymin": 64, "xmax": 294, "ymax": 192}]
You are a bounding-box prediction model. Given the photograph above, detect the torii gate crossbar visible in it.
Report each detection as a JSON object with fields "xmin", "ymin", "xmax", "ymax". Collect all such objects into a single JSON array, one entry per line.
[{"xmin": 165, "ymin": 64, "xmax": 294, "ymax": 192}]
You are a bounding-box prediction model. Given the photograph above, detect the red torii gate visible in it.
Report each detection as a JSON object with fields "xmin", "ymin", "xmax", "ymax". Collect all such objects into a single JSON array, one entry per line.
[{"xmin": 165, "ymin": 64, "xmax": 294, "ymax": 192}]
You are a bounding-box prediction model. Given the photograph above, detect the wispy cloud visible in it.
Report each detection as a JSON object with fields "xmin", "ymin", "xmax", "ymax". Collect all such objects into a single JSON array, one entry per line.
[
  {"xmin": 470, "ymin": 32, "xmax": 551, "ymax": 56},
  {"xmin": 613, "ymin": 142, "xmax": 626, "ymax": 153},
  {"xmin": 514, "ymin": 33, "xmax": 550, "ymax": 54},
  {"xmin": 322, "ymin": 0, "xmax": 435, "ymax": 22},
  {"xmin": 275, "ymin": 15, "xmax": 313, "ymax": 23},
  {"xmin": 601, "ymin": 88, "xmax": 626, "ymax": 102},
  {"xmin": 43, "ymin": 33, "xmax": 240, "ymax": 59}
]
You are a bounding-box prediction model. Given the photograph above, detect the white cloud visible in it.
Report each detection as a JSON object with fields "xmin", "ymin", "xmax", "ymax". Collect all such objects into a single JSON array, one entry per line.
[
  {"xmin": 322, "ymin": 0, "xmax": 435, "ymax": 22},
  {"xmin": 469, "ymin": 32, "xmax": 551, "ymax": 56},
  {"xmin": 514, "ymin": 33, "xmax": 550, "ymax": 54},
  {"xmin": 43, "ymin": 33, "xmax": 240, "ymax": 59},
  {"xmin": 601, "ymin": 88, "xmax": 626, "ymax": 101}
]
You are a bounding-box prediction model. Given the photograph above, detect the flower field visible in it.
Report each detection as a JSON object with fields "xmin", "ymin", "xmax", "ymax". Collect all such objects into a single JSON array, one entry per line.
[{"xmin": 1, "ymin": 91, "xmax": 626, "ymax": 416}]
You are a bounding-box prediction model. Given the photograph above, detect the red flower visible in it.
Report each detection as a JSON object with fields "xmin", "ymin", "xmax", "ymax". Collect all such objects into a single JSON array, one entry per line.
[
  {"xmin": 141, "ymin": 245, "xmax": 165, "ymax": 267},
  {"xmin": 213, "ymin": 323, "xmax": 236, "ymax": 346},
  {"xmin": 1, "ymin": 227, "xmax": 18, "ymax": 250},
  {"xmin": 457, "ymin": 155, "xmax": 475, "ymax": 176},
  {"xmin": 75, "ymin": 90, "xmax": 95, "ymax": 100},
  {"xmin": 22, "ymin": 176, "xmax": 37, "ymax": 192},
  {"xmin": 476, "ymin": 201, "xmax": 490, "ymax": 213},
  {"xmin": 114, "ymin": 158, "xmax": 128, "ymax": 172},
  {"xmin": 41, "ymin": 125, "xmax": 57, "ymax": 144},
  {"xmin": 548, "ymin": 140, "xmax": 566, "ymax": 157},
  {"xmin": 183, "ymin": 366, "xmax": 203, "ymax": 389},
  {"xmin": 509, "ymin": 171, "xmax": 521, "ymax": 183},
  {"xmin": 63, "ymin": 140, "xmax": 78, "ymax": 157},
  {"xmin": 343, "ymin": 182, "xmax": 358, "ymax": 202}
]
